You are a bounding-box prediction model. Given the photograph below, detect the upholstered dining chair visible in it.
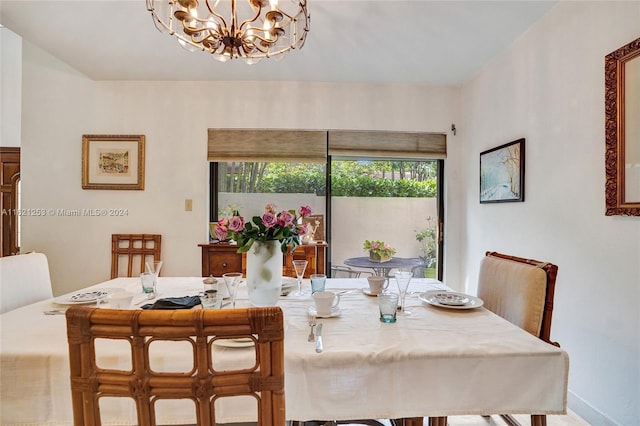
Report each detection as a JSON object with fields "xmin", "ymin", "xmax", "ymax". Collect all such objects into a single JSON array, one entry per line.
[
  {"xmin": 110, "ymin": 234, "xmax": 161, "ymax": 278},
  {"xmin": 429, "ymin": 251, "xmax": 560, "ymax": 426},
  {"xmin": 65, "ymin": 306, "xmax": 285, "ymax": 426},
  {"xmin": 0, "ymin": 252, "xmax": 53, "ymax": 314}
]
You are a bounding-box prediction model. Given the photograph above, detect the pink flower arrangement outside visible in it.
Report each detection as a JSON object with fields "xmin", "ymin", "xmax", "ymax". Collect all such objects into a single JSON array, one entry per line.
[{"xmin": 362, "ymin": 239, "xmax": 397, "ymax": 258}]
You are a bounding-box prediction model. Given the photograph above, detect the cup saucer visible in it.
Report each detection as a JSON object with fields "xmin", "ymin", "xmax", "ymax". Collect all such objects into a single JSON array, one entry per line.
[
  {"xmin": 308, "ymin": 305, "xmax": 341, "ymax": 318},
  {"xmin": 362, "ymin": 288, "xmax": 382, "ymax": 297}
]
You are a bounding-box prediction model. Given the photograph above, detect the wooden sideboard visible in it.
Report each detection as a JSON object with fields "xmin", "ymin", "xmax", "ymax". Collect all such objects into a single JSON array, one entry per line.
[{"xmin": 199, "ymin": 242, "xmax": 327, "ymax": 279}]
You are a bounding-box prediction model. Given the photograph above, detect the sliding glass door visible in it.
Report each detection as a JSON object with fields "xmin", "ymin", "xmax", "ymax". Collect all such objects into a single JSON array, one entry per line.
[{"xmin": 328, "ymin": 158, "xmax": 443, "ymax": 279}]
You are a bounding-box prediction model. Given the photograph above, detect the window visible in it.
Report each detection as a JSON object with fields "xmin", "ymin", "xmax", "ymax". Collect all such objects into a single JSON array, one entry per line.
[
  {"xmin": 212, "ymin": 162, "xmax": 326, "ymax": 222},
  {"xmin": 208, "ymin": 129, "xmax": 445, "ymax": 279}
]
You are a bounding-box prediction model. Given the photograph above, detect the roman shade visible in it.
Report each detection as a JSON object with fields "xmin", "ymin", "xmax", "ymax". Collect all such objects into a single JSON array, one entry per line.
[
  {"xmin": 328, "ymin": 130, "xmax": 446, "ymax": 159},
  {"xmin": 208, "ymin": 129, "xmax": 327, "ymax": 162}
]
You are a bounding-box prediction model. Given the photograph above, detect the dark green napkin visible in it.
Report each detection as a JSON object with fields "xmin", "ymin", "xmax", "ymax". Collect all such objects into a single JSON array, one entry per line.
[{"xmin": 141, "ymin": 295, "xmax": 201, "ymax": 310}]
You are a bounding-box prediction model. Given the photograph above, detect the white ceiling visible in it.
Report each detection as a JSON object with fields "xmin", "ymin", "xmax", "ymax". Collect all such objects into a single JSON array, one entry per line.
[{"xmin": 0, "ymin": 0, "xmax": 557, "ymax": 85}]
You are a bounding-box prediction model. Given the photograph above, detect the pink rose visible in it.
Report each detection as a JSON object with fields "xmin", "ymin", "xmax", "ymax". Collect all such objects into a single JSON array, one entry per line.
[
  {"xmin": 261, "ymin": 212, "xmax": 277, "ymax": 228},
  {"xmin": 217, "ymin": 217, "xmax": 229, "ymax": 227},
  {"xmin": 298, "ymin": 223, "xmax": 308, "ymax": 236},
  {"xmin": 278, "ymin": 210, "xmax": 295, "ymax": 227},
  {"xmin": 214, "ymin": 224, "xmax": 228, "ymax": 241},
  {"xmin": 228, "ymin": 216, "xmax": 245, "ymax": 233},
  {"xmin": 264, "ymin": 204, "xmax": 277, "ymax": 214},
  {"xmin": 299, "ymin": 205, "xmax": 312, "ymax": 218}
]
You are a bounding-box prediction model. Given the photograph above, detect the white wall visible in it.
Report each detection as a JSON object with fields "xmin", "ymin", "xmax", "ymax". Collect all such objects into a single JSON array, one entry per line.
[
  {"xmin": 458, "ymin": 2, "xmax": 640, "ymax": 425},
  {"xmin": 18, "ymin": 42, "xmax": 460, "ymax": 296},
  {"xmin": 0, "ymin": 27, "xmax": 22, "ymax": 147}
]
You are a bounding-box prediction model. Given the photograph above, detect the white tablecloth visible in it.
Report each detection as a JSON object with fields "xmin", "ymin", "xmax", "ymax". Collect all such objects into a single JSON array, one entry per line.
[{"xmin": 0, "ymin": 277, "xmax": 569, "ymax": 425}]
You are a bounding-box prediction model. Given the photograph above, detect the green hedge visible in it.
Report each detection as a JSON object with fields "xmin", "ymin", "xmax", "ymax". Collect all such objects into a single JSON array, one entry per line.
[{"xmin": 249, "ymin": 161, "xmax": 437, "ymax": 198}]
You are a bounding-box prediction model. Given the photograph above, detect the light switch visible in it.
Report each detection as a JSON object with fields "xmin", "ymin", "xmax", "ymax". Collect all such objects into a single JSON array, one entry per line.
[{"xmin": 185, "ymin": 199, "xmax": 192, "ymax": 211}]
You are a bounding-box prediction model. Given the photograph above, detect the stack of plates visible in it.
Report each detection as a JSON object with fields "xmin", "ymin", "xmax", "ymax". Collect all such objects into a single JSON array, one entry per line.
[{"xmin": 281, "ymin": 277, "xmax": 297, "ymax": 296}]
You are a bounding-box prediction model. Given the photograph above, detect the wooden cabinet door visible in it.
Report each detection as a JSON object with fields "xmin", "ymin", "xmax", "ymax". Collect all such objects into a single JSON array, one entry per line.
[{"xmin": 0, "ymin": 147, "xmax": 20, "ymax": 257}]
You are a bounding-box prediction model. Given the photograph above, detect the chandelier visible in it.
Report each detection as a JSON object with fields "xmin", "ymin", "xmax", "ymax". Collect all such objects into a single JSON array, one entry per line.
[{"xmin": 146, "ymin": 0, "xmax": 310, "ymax": 64}]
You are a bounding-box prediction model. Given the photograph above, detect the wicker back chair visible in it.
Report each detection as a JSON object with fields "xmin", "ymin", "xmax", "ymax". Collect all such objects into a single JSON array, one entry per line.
[
  {"xmin": 111, "ymin": 234, "xmax": 161, "ymax": 278},
  {"xmin": 65, "ymin": 306, "xmax": 285, "ymax": 426}
]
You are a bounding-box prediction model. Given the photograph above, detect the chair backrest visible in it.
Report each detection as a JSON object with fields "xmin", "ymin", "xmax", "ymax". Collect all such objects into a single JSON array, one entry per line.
[
  {"xmin": 0, "ymin": 252, "xmax": 53, "ymax": 313},
  {"xmin": 111, "ymin": 234, "xmax": 161, "ymax": 278},
  {"xmin": 477, "ymin": 251, "xmax": 558, "ymax": 345},
  {"xmin": 331, "ymin": 265, "xmax": 367, "ymax": 278},
  {"xmin": 411, "ymin": 265, "xmax": 428, "ymax": 278},
  {"xmin": 65, "ymin": 306, "xmax": 285, "ymax": 426}
]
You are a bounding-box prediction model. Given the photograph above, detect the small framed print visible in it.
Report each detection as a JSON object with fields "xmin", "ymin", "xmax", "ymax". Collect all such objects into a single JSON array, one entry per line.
[
  {"xmin": 480, "ymin": 138, "xmax": 525, "ymax": 203},
  {"xmin": 82, "ymin": 135, "xmax": 145, "ymax": 190},
  {"xmin": 302, "ymin": 214, "xmax": 325, "ymax": 242}
]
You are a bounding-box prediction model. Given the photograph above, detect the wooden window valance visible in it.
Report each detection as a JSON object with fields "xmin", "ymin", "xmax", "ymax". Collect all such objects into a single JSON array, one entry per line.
[
  {"xmin": 328, "ymin": 130, "xmax": 446, "ymax": 159},
  {"xmin": 208, "ymin": 129, "xmax": 327, "ymax": 162}
]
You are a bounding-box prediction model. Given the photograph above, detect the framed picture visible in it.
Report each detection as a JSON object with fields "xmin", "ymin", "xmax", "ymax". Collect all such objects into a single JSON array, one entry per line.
[
  {"xmin": 302, "ymin": 214, "xmax": 325, "ymax": 243},
  {"xmin": 82, "ymin": 135, "xmax": 145, "ymax": 190},
  {"xmin": 480, "ymin": 138, "xmax": 525, "ymax": 203}
]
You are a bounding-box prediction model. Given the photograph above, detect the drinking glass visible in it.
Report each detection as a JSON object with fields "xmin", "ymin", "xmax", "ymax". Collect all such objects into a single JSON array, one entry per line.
[
  {"xmin": 140, "ymin": 272, "xmax": 156, "ymax": 299},
  {"xmin": 310, "ymin": 274, "xmax": 327, "ymax": 293},
  {"xmin": 394, "ymin": 270, "xmax": 413, "ymax": 315},
  {"xmin": 222, "ymin": 272, "xmax": 243, "ymax": 308},
  {"xmin": 145, "ymin": 260, "xmax": 163, "ymax": 277},
  {"xmin": 378, "ymin": 292, "xmax": 399, "ymax": 323},
  {"xmin": 199, "ymin": 291, "xmax": 222, "ymax": 309},
  {"xmin": 292, "ymin": 260, "xmax": 308, "ymax": 296}
]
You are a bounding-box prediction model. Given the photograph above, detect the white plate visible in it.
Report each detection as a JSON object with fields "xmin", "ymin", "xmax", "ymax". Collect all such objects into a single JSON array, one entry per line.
[
  {"xmin": 281, "ymin": 277, "xmax": 298, "ymax": 296},
  {"xmin": 362, "ymin": 288, "xmax": 383, "ymax": 297},
  {"xmin": 53, "ymin": 288, "xmax": 125, "ymax": 305},
  {"xmin": 418, "ymin": 291, "xmax": 484, "ymax": 310},
  {"xmin": 213, "ymin": 338, "xmax": 255, "ymax": 348},
  {"xmin": 308, "ymin": 305, "xmax": 341, "ymax": 318}
]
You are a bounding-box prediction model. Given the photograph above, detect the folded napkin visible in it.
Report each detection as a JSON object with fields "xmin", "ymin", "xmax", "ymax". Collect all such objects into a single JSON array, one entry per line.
[{"xmin": 141, "ymin": 295, "xmax": 201, "ymax": 310}]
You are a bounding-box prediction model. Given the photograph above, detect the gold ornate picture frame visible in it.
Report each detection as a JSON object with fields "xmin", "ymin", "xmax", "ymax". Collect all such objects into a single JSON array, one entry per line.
[
  {"xmin": 82, "ymin": 135, "xmax": 145, "ymax": 190},
  {"xmin": 605, "ymin": 37, "xmax": 640, "ymax": 216}
]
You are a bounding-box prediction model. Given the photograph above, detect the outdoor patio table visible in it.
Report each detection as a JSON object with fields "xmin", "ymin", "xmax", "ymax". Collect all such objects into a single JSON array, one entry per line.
[
  {"xmin": 0, "ymin": 276, "xmax": 568, "ymax": 425},
  {"xmin": 344, "ymin": 256, "xmax": 422, "ymax": 276}
]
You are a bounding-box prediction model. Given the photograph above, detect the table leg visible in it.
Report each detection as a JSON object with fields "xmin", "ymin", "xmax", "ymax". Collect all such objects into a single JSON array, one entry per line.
[
  {"xmin": 531, "ymin": 414, "xmax": 547, "ymax": 426},
  {"xmin": 428, "ymin": 416, "xmax": 447, "ymax": 426}
]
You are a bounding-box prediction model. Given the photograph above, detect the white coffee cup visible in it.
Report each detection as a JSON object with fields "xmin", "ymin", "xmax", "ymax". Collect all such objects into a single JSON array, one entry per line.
[
  {"xmin": 312, "ymin": 291, "xmax": 340, "ymax": 316},
  {"xmin": 367, "ymin": 276, "xmax": 389, "ymax": 295},
  {"xmin": 107, "ymin": 292, "xmax": 133, "ymax": 309}
]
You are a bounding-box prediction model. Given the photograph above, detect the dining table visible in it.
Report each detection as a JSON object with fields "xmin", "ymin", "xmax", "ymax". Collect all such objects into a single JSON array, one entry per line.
[
  {"xmin": 0, "ymin": 276, "xmax": 569, "ymax": 425},
  {"xmin": 343, "ymin": 256, "xmax": 422, "ymax": 276}
]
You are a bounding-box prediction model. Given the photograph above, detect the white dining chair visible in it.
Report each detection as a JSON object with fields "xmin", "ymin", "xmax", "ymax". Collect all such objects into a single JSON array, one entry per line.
[{"xmin": 0, "ymin": 252, "xmax": 53, "ymax": 314}]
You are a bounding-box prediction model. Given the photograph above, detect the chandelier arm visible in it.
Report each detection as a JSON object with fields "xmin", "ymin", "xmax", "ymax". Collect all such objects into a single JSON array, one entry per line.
[
  {"xmin": 204, "ymin": 0, "xmax": 229, "ymax": 29},
  {"xmin": 245, "ymin": 32, "xmax": 279, "ymax": 48},
  {"xmin": 238, "ymin": 2, "xmax": 263, "ymax": 31}
]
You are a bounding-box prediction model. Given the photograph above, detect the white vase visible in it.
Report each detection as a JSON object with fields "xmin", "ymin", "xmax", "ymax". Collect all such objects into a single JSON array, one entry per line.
[{"xmin": 246, "ymin": 240, "xmax": 283, "ymax": 306}]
